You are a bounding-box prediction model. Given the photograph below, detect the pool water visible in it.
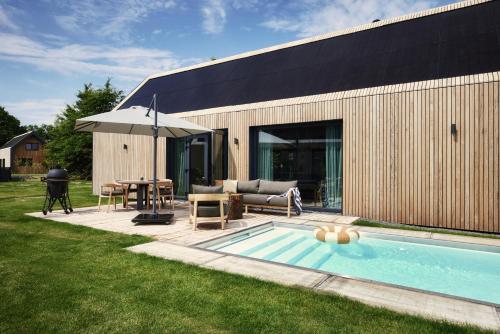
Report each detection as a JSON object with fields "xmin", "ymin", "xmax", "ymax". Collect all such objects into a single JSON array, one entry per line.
[{"xmin": 200, "ymin": 224, "xmax": 500, "ymax": 304}]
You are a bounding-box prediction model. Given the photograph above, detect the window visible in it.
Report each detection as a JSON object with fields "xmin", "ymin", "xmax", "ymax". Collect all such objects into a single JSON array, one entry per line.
[
  {"xmin": 0, "ymin": 159, "xmax": 4, "ymax": 168},
  {"xmin": 251, "ymin": 121, "xmax": 342, "ymax": 211},
  {"xmin": 19, "ymin": 158, "xmax": 33, "ymax": 167},
  {"xmin": 25, "ymin": 143, "xmax": 39, "ymax": 151}
]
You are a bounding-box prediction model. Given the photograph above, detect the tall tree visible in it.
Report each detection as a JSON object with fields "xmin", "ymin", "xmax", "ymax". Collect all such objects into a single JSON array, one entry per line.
[
  {"xmin": 45, "ymin": 80, "xmax": 123, "ymax": 178},
  {"xmin": 24, "ymin": 124, "xmax": 54, "ymax": 142},
  {"xmin": 0, "ymin": 106, "xmax": 25, "ymax": 146}
]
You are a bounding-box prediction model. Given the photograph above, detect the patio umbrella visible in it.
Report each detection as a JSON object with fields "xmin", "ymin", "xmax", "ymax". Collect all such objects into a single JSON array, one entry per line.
[{"xmin": 75, "ymin": 94, "xmax": 212, "ymax": 223}]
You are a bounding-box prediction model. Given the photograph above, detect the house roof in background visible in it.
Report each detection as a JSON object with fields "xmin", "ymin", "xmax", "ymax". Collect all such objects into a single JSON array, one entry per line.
[
  {"xmin": 118, "ymin": 0, "xmax": 500, "ymax": 115},
  {"xmin": 0, "ymin": 131, "xmax": 45, "ymax": 149}
]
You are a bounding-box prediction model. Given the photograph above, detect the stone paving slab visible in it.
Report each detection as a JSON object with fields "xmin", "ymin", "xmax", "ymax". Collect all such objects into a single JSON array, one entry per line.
[
  {"xmin": 315, "ymin": 276, "xmax": 500, "ymax": 330},
  {"xmin": 202, "ymin": 254, "xmax": 328, "ymax": 288},
  {"xmin": 27, "ymin": 205, "xmax": 357, "ymax": 245},
  {"xmin": 430, "ymin": 232, "xmax": 500, "ymax": 247},
  {"xmin": 128, "ymin": 241, "xmax": 225, "ymax": 265}
]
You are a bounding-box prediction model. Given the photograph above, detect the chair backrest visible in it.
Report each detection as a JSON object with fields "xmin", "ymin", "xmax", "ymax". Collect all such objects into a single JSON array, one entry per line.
[
  {"xmin": 156, "ymin": 180, "xmax": 172, "ymax": 188},
  {"xmin": 101, "ymin": 182, "xmax": 120, "ymax": 189}
]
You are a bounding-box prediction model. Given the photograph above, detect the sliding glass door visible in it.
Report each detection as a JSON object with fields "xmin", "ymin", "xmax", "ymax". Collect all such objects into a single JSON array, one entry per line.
[
  {"xmin": 252, "ymin": 121, "xmax": 342, "ymax": 211},
  {"xmin": 168, "ymin": 130, "xmax": 228, "ymax": 197}
]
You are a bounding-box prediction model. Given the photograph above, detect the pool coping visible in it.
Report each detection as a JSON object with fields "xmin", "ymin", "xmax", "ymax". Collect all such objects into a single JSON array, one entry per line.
[
  {"xmin": 193, "ymin": 221, "xmax": 500, "ymax": 308},
  {"xmin": 127, "ymin": 221, "xmax": 500, "ymax": 330}
]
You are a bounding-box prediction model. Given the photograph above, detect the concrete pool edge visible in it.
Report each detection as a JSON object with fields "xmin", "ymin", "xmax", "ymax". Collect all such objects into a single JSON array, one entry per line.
[
  {"xmin": 193, "ymin": 221, "xmax": 500, "ymax": 309},
  {"xmin": 127, "ymin": 232, "xmax": 500, "ymax": 330}
]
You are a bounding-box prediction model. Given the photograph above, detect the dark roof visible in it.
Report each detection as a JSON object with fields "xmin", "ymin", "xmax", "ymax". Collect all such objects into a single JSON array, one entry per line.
[
  {"xmin": 120, "ymin": 1, "xmax": 500, "ymax": 114},
  {"xmin": 1, "ymin": 131, "xmax": 44, "ymax": 149}
]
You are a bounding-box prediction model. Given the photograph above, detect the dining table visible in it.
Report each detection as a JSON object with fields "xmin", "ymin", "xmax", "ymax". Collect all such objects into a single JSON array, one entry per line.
[{"xmin": 116, "ymin": 179, "xmax": 154, "ymax": 210}]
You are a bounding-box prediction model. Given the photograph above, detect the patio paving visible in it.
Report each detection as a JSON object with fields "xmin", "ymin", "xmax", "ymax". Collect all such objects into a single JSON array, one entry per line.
[
  {"xmin": 27, "ymin": 201, "xmax": 357, "ymax": 246},
  {"xmin": 27, "ymin": 203, "xmax": 500, "ymax": 330}
]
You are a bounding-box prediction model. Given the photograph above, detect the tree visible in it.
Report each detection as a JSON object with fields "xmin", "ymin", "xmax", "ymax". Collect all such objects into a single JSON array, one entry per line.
[
  {"xmin": 0, "ymin": 106, "xmax": 25, "ymax": 146},
  {"xmin": 45, "ymin": 80, "xmax": 123, "ymax": 178},
  {"xmin": 24, "ymin": 124, "xmax": 54, "ymax": 142}
]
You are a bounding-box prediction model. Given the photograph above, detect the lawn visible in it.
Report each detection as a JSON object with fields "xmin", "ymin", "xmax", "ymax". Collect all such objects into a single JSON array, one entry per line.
[{"xmin": 0, "ymin": 179, "xmax": 492, "ymax": 333}]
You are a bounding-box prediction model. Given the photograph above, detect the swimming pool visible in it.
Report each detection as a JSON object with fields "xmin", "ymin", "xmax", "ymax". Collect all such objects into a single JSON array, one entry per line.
[{"xmin": 197, "ymin": 223, "xmax": 500, "ymax": 305}]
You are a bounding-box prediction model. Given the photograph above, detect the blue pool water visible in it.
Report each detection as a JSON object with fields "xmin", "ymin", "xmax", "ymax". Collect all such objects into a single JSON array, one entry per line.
[{"xmin": 200, "ymin": 224, "xmax": 500, "ymax": 304}]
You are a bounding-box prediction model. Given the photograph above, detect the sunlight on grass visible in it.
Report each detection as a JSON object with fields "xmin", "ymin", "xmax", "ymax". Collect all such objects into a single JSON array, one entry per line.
[{"xmin": 0, "ymin": 179, "xmax": 492, "ymax": 333}]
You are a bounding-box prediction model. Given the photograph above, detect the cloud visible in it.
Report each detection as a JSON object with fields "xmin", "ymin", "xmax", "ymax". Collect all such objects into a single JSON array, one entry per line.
[
  {"xmin": 53, "ymin": 0, "xmax": 177, "ymax": 44},
  {"xmin": 261, "ymin": 0, "xmax": 437, "ymax": 37},
  {"xmin": 0, "ymin": 4, "xmax": 19, "ymax": 30},
  {"xmin": 0, "ymin": 32, "xmax": 191, "ymax": 82},
  {"xmin": 231, "ymin": 0, "xmax": 260, "ymax": 10},
  {"xmin": 3, "ymin": 98, "xmax": 67, "ymax": 125},
  {"xmin": 201, "ymin": 0, "xmax": 227, "ymax": 34}
]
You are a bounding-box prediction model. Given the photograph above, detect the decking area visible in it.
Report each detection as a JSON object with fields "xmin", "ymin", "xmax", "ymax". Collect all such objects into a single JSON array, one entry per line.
[{"xmin": 27, "ymin": 203, "xmax": 500, "ymax": 331}]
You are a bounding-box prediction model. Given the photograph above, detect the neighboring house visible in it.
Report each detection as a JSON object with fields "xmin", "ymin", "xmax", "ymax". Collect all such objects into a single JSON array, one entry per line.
[
  {"xmin": 93, "ymin": 0, "xmax": 500, "ymax": 233},
  {"xmin": 0, "ymin": 131, "xmax": 47, "ymax": 174}
]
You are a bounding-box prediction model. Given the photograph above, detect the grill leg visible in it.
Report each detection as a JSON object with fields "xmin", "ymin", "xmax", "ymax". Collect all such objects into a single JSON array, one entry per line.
[
  {"xmin": 65, "ymin": 189, "xmax": 73, "ymax": 212},
  {"xmin": 48, "ymin": 197, "xmax": 57, "ymax": 212},
  {"xmin": 58, "ymin": 196, "xmax": 68, "ymax": 213}
]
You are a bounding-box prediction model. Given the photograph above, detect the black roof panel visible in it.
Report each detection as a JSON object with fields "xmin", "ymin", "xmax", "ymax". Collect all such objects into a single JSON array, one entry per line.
[{"xmin": 120, "ymin": 1, "xmax": 500, "ymax": 114}]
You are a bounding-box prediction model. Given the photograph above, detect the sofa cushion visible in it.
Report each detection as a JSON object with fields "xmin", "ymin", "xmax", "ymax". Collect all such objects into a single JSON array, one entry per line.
[
  {"xmin": 192, "ymin": 184, "xmax": 223, "ymax": 194},
  {"xmin": 267, "ymin": 196, "xmax": 289, "ymax": 206},
  {"xmin": 258, "ymin": 180, "xmax": 297, "ymax": 195},
  {"xmin": 223, "ymin": 179, "xmax": 238, "ymax": 193},
  {"xmin": 243, "ymin": 194, "xmax": 288, "ymax": 207},
  {"xmin": 192, "ymin": 204, "xmax": 228, "ymax": 217},
  {"xmin": 237, "ymin": 179, "xmax": 260, "ymax": 194},
  {"xmin": 242, "ymin": 194, "xmax": 268, "ymax": 205}
]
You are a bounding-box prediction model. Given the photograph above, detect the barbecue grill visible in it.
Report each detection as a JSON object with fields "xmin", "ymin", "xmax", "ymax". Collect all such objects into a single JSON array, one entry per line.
[{"xmin": 41, "ymin": 168, "xmax": 73, "ymax": 215}]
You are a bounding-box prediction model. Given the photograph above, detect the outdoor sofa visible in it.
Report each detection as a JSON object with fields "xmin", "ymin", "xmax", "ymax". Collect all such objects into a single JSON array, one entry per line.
[{"xmin": 236, "ymin": 179, "xmax": 298, "ymax": 218}]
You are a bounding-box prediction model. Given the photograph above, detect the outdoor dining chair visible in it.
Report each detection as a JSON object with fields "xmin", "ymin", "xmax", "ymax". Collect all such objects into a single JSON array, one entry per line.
[
  {"xmin": 147, "ymin": 179, "xmax": 174, "ymax": 210},
  {"xmin": 98, "ymin": 182, "xmax": 126, "ymax": 212}
]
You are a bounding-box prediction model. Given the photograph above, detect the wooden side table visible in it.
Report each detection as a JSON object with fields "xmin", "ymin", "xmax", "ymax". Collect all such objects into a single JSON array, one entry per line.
[{"xmin": 227, "ymin": 193, "xmax": 243, "ymax": 220}]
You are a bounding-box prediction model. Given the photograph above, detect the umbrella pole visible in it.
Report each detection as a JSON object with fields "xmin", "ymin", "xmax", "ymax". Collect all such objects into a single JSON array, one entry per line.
[
  {"xmin": 152, "ymin": 94, "xmax": 158, "ymax": 216},
  {"xmin": 131, "ymin": 94, "xmax": 173, "ymax": 225}
]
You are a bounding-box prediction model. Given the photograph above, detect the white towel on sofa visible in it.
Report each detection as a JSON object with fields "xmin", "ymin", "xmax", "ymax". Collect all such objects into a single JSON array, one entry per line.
[{"xmin": 266, "ymin": 187, "xmax": 302, "ymax": 215}]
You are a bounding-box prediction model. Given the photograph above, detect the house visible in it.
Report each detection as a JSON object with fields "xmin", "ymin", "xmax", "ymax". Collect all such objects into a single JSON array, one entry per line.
[
  {"xmin": 92, "ymin": 0, "xmax": 500, "ymax": 233},
  {"xmin": 0, "ymin": 131, "xmax": 47, "ymax": 175}
]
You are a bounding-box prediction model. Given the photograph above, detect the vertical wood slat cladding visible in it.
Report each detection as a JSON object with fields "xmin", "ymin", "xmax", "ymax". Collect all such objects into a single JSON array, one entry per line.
[
  {"xmin": 92, "ymin": 133, "xmax": 166, "ymax": 194},
  {"xmin": 93, "ymin": 80, "xmax": 500, "ymax": 232}
]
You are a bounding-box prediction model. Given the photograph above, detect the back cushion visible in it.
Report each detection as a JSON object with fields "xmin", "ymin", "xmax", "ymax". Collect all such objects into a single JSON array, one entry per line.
[
  {"xmin": 192, "ymin": 184, "xmax": 223, "ymax": 194},
  {"xmin": 223, "ymin": 179, "xmax": 238, "ymax": 193},
  {"xmin": 258, "ymin": 180, "xmax": 297, "ymax": 195},
  {"xmin": 237, "ymin": 179, "xmax": 260, "ymax": 193}
]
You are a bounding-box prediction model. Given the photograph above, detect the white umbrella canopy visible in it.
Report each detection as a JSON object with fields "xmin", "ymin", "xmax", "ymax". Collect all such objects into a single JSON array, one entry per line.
[{"xmin": 74, "ymin": 106, "xmax": 212, "ymax": 137}]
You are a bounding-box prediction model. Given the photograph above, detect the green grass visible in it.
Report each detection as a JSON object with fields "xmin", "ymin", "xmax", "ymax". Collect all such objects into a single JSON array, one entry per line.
[
  {"xmin": 353, "ymin": 219, "xmax": 500, "ymax": 240},
  {"xmin": 0, "ymin": 180, "xmax": 493, "ymax": 333}
]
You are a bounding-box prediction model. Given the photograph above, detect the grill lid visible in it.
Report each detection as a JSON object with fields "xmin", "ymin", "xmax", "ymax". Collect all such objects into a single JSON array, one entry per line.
[{"xmin": 46, "ymin": 168, "xmax": 69, "ymax": 180}]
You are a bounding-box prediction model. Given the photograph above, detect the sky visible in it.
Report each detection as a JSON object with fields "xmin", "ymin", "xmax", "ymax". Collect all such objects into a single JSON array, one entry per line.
[{"xmin": 0, "ymin": 0, "xmax": 456, "ymax": 125}]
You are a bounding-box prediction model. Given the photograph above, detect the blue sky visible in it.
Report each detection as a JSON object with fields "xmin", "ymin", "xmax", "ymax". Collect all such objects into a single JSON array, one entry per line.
[{"xmin": 0, "ymin": 0, "xmax": 455, "ymax": 125}]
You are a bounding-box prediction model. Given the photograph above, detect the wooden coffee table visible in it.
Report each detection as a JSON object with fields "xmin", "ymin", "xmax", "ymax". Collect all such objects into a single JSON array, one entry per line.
[{"xmin": 227, "ymin": 193, "xmax": 243, "ymax": 220}]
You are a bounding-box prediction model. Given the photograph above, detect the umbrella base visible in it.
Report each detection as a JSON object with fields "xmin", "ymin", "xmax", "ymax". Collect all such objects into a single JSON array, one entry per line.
[{"xmin": 132, "ymin": 213, "xmax": 173, "ymax": 225}]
